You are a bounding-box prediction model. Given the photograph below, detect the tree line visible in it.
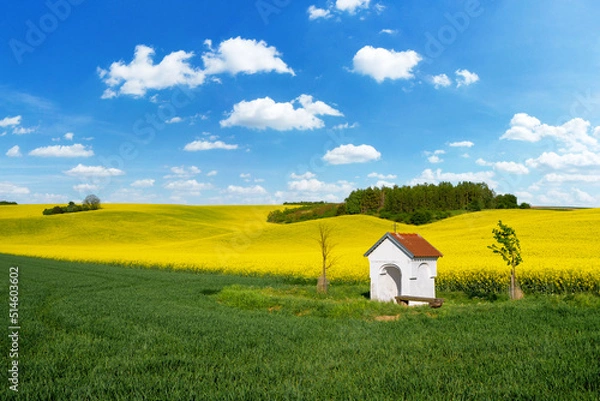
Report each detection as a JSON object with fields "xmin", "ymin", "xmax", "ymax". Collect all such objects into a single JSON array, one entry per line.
[
  {"xmin": 43, "ymin": 195, "xmax": 101, "ymax": 216},
  {"xmin": 344, "ymin": 182, "xmax": 529, "ymax": 224}
]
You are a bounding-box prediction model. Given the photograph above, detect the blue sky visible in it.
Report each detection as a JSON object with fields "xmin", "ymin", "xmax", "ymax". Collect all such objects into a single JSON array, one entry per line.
[{"xmin": 2, "ymin": 0, "xmax": 600, "ymax": 206}]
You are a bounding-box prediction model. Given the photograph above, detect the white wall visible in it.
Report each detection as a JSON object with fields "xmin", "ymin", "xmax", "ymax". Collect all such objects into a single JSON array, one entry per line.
[{"xmin": 367, "ymin": 238, "xmax": 438, "ymax": 302}]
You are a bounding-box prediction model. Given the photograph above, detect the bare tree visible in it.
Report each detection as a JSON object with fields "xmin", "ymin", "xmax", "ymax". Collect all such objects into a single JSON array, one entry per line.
[{"xmin": 316, "ymin": 222, "xmax": 338, "ymax": 294}]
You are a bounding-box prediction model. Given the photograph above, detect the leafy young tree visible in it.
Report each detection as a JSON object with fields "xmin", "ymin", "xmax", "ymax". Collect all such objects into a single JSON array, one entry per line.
[
  {"xmin": 316, "ymin": 222, "xmax": 338, "ymax": 294},
  {"xmin": 488, "ymin": 220, "xmax": 523, "ymax": 299}
]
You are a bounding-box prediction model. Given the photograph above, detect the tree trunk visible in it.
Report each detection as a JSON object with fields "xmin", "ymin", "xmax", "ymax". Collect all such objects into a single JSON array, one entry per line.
[{"xmin": 317, "ymin": 274, "xmax": 328, "ymax": 293}]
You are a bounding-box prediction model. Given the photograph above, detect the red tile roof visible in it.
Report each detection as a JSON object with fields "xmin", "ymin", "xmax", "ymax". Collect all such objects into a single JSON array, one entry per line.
[
  {"xmin": 389, "ymin": 233, "xmax": 443, "ymax": 258},
  {"xmin": 364, "ymin": 232, "xmax": 443, "ymax": 259}
]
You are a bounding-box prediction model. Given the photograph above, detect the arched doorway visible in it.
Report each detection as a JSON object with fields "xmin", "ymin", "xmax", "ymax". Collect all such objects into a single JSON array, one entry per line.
[{"xmin": 379, "ymin": 265, "xmax": 402, "ymax": 302}]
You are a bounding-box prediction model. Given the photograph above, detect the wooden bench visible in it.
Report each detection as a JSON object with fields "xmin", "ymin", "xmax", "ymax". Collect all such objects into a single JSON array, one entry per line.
[{"xmin": 395, "ymin": 295, "xmax": 444, "ymax": 308}]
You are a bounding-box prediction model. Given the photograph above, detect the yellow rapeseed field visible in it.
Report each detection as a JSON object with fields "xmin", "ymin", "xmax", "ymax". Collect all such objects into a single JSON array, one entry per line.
[{"xmin": 1, "ymin": 204, "xmax": 599, "ymax": 293}]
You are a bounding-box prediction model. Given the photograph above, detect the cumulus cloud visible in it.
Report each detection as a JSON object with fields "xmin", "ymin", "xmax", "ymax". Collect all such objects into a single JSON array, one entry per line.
[
  {"xmin": 0, "ymin": 116, "xmax": 22, "ymax": 127},
  {"xmin": 502, "ymin": 114, "xmax": 599, "ymax": 153},
  {"xmin": 6, "ymin": 145, "xmax": 21, "ymax": 157},
  {"xmin": 98, "ymin": 45, "xmax": 206, "ymax": 98},
  {"xmin": 287, "ymin": 178, "xmax": 352, "ymax": 193},
  {"xmin": 220, "ymin": 95, "xmax": 342, "ymax": 131},
  {"xmin": 0, "ymin": 182, "xmax": 30, "ymax": 196},
  {"xmin": 455, "ymin": 69, "xmax": 480, "ymax": 87},
  {"xmin": 202, "ymin": 37, "xmax": 294, "ymax": 76},
  {"xmin": 184, "ymin": 140, "xmax": 238, "ymax": 151},
  {"xmin": 166, "ymin": 117, "xmax": 183, "ymax": 124},
  {"xmin": 526, "ymin": 151, "xmax": 600, "ymax": 169},
  {"xmin": 131, "ymin": 179, "xmax": 155, "ymax": 188},
  {"xmin": 226, "ymin": 185, "xmax": 267, "ymax": 195},
  {"xmin": 494, "ymin": 161, "xmax": 530, "ymax": 175},
  {"xmin": 352, "ymin": 46, "xmax": 422, "ymax": 83},
  {"xmin": 65, "ymin": 164, "xmax": 125, "ymax": 177},
  {"xmin": 336, "ymin": 0, "xmax": 371, "ymax": 14},
  {"xmin": 323, "ymin": 144, "xmax": 381, "ymax": 165},
  {"xmin": 29, "ymin": 144, "xmax": 94, "ymax": 158},
  {"xmin": 291, "ymin": 172, "xmax": 317, "ymax": 180},
  {"xmin": 432, "ymin": 74, "xmax": 452, "ymax": 89},
  {"xmin": 166, "ymin": 165, "xmax": 201, "ymax": 178},
  {"xmin": 368, "ymin": 172, "xmax": 397, "ymax": 180},
  {"xmin": 13, "ymin": 126, "xmax": 36, "ymax": 135},
  {"xmin": 477, "ymin": 159, "xmax": 530, "ymax": 175},
  {"xmin": 99, "ymin": 38, "xmax": 293, "ymax": 98},
  {"xmin": 308, "ymin": 5, "xmax": 332, "ymax": 20},
  {"xmin": 380, "ymin": 29, "xmax": 398, "ymax": 35},
  {"xmin": 64, "ymin": 132, "xmax": 74, "ymax": 140},
  {"xmin": 542, "ymin": 173, "xmax": 600, "ymax": 183},
  {"xmin": 164, "ymin": 180, "xmax": 213, "ymax": 193},
  {"xmin": 449, "ymin": 141, "xmax": 474, "ymax": 148}
]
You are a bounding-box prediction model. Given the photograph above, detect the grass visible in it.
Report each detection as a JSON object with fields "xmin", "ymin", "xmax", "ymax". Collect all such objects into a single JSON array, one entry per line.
[{"xmin": 2, "ymin": 254, "xmax": 599, "ymax": 400}]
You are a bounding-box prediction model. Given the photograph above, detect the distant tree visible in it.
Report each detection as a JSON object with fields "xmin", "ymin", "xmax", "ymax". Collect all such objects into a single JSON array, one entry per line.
[
  {"xmin": 83, "ymin": 194, "xmax": 101, "ymax": 210},
  {"xmin": 495, "ymin": 194, "xmax": 518, "ymax": 209},
  {"xmin": 488, "ymin": 220, "xmax": 523, "ymax": 300},
  {"xmin": 316, "ymin": 223, "xmax": 338, "ymax": 294}
]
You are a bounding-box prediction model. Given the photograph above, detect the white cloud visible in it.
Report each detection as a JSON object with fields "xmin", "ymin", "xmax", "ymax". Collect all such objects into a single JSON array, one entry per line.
[
  {"xmin": 73, "ymin": 183, "xmax": 99, "ymax": 192},
  {"xmin": 184, "ymin": 140, "xmax": 238, "ymax": 151},
  {"xmin": 502, "ymin": 114, "xmax": 599, "ymax": 153},
  {"xmin": 308, "ymin": 5, "xmax": 332, "ymax": 20},
  {"xmin": 336, "ymin": 0, "xmax": 370, "ymax": 14},
  {"xmin": 432, "ymin": 74, "xmax": 451, "ymax": 89},
  {"xmin": 542, "ymin": 173, "xmax": 600, "ymax": 183},
  {"xmin": 13, "ymin": 126, "xmax": 36, "ymax": 135},
  {"xmin": 455, "ymin": 69, "xmax": 479, "ymax": 87},
  {"xmin": 99, "ymin": 38, "xmax": 294, "ymax": 98},
  {"xmin": 65, "ymin": 164, "xmax": 125, "ymax": 177},
  {"xmin": 332, "ymin": 122, "xmax": 359, "ymax": 130},
  {"xmin": 131, "ymin": 179, "xmax": 155, "ymax": 188},
  {"xmin": 226, "ymin": 185, "xmax": 267, "ymax": 195},
  {"xmin": 380, "ymin": 29, "xmax": 398, "ymax": 35},
  {"xmin": 411, "ymin": 168, "xmax": 497, "ymax": 188},
  {"xmin": 166, "ymin": 117, "xmax": 183, "ymax": 124},
  {"xmin": 166, "ymin": 165, "xmax": 201, "ymax": 178},
  {"xmin": 477, "ymin": 159, "xmax": 529, "ymax": 175},
  {"xmin": 29, "ymin": 144, "xmax": 94, "ymax": 158},
  {"xmin": 449, "ymin": 141, "xmax": 474, "ymax": 148},
  {"xmin": 6, "ymin": 145, "xmax": 21, "ymax": 157},
  {"xmin": 202, "ymin": 37, "xmax": 294, "ymax": 76},
  {"xmin": 494, "ymin": 161, "xmax": 530, "ymax": 175},
  {"xmin": 368, "ymin": 172, "xmax": 397, "ymax": 180},
  {"xmin": 98, "ymin": 45, "xmax": 206, "ymax": 98},
  {"xmin": 352, "ymin": 46, "xmax": 422, "ymax": 83},
  {"xmin": 323, "ymin": 144, "xmax": 381, "ymax": 165},
  {"xmin": 291, "ymin": 172, "xmax": 317, "ymax": 180},
  {"xmin": 428, "ymin": 155, "xmax": 443, "ymax": 164},
  {"xmin": 206, "ymin": 170, "xmax": 218, "ymax": 177},
  {"xmin": 64, "ymin": 132, "xmax": 74, "ymax": 140},
  {"xmin": 297, "ymin": 94, "xmax": 343, "ymax": 117},
  {"xmin": 0, "ymin": 182, "xmax": 30, "ymax": 196},
  {"xmin": 288, "ymin": 178, "xmax": 354, "ymax": 194},
  {"xmin": 220, "ymin": 95, "xmax": 342, "ymax": 131},
  {"xmin": 526, "ymin": 151, "xmax": 600, "ymax": 169},
  {"xmin": 0, "ymin": 116, "xmax": 22, "ymax": 127},
  {"xmin": 164, "ymin": 180, "xmax": 213, "ymax": 193}
]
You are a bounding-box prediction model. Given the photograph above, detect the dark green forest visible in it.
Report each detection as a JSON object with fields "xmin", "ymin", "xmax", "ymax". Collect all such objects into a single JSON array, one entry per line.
[{"xmin": 269, "ymin": 182, "xmax": 529, "ymax": 225}]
